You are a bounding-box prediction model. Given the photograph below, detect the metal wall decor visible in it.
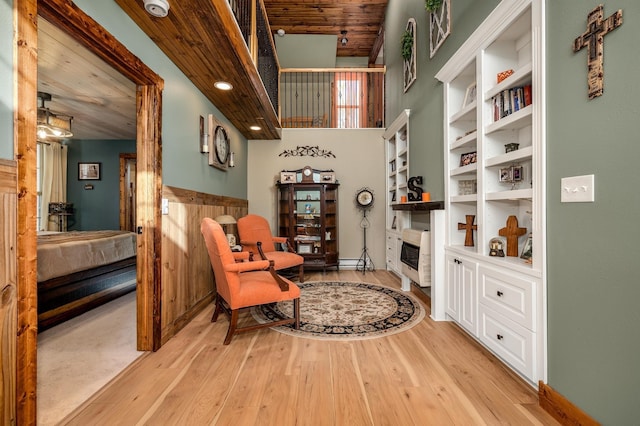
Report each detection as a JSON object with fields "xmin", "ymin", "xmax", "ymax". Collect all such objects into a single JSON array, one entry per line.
[
  {"xmin": 429, "ymin": 0, "xmax": 451, "ymax": 58},
  {"xmin": 279, "ymin": 145, "xmax": 336, "ymax": 158}
]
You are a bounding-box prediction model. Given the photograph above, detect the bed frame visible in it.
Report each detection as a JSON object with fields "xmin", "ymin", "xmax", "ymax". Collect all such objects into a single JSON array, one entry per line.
[{"xmin": 37, "ymin": 257, "xmax": 137, "ymax": 331}]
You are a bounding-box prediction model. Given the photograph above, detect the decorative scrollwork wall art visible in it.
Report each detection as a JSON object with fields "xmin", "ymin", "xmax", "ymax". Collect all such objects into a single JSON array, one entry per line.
[
  {"xmin": 429, "ymin": 0, "xmax": 451, "ymax": 58},
  {"xmin": 403, "ymin": 18, "xmax": 417, "ymax": 92},
  {"xmin": 279, "ymin": 145, "xmax": 336, "ymax": 158}
]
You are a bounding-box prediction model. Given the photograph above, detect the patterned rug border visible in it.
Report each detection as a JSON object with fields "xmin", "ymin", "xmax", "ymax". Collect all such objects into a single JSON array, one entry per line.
[{"xmin": 251, "ymin": 281, "xmax": 426, "ymax": 341}]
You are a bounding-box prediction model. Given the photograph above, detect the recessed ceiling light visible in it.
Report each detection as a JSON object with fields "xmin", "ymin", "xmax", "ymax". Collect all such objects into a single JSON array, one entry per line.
[
  {"xmin": 249, "ymin": 125, "xmax": 262, "ymax": 131},
  {"xmin": 214, "ymin": 81, "xmax": 233, "ymax": 91}
]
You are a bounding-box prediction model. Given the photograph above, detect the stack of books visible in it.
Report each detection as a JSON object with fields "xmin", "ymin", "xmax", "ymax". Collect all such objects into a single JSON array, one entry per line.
[{"xmin": 491, "ymin": 85, "xmax": 532, "ymax": 122}]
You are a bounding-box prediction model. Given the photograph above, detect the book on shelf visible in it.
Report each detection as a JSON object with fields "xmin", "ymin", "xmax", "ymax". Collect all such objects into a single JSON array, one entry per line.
[{"xmin": 492, "ymin": 84, "xmax": 532, "ymax": 122}]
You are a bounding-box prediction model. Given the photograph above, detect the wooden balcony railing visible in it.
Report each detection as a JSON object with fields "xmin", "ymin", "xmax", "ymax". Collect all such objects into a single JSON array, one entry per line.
[{"xmin": 280, "ymin": 68, "xmax": 386, "ymax": 129}]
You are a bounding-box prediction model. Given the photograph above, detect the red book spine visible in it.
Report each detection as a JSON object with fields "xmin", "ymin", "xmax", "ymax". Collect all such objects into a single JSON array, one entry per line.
[{"xmin": 523, "ymin": 85, "xmax": 532, "ymax": 106}]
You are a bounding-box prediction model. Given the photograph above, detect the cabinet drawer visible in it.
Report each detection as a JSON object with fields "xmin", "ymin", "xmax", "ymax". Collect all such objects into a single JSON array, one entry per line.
[
  {"xmin": 478, "ymin": 305, "xmax": 535, "ymax": 381},
  {"xmin": 478, "ymin": 265, "xmax": 536, "ymax": 330}
]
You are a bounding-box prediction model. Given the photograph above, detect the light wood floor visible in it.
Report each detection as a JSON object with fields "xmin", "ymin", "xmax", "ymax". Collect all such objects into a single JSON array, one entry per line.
[{"xmin": 61, "ymin": 270, "xmax": 559, "ymax": 425}]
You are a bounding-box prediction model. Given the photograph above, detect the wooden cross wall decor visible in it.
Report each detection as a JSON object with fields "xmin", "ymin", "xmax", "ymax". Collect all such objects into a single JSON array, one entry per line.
[
  {"xmin": 573, "ymin": 5, "xmax": 623, "ymax": 99},
  {"xmin": 458, "ymin": 215, "xmax": 477, "ymax": 247},
  {"xmin": 498, "ymin": 215, "xmax": 527, "ymax": 257}
]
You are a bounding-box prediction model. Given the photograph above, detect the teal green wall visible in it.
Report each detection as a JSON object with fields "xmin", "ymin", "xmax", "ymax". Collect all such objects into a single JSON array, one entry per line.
[
  {"xmin": 0, "ymin": 0, "xmax": 247, "ymax": 198},
  {"xmin": 384, "ymin": 0, "xmax": 499, "ymax": 220},
  {"xmin": 72, "ymin": 0, "xmax": 247, "ymax": 198},
  {"xmin": 384, "ymin": 0, "xmax": 639, "ymax": 423},
  {"xmin": 66, "ymin": 139, "xmax": 135, "ymax": 230},
  {"xmin": 0, "ymin": 0, "xmax": 13, "ymax": 160},
  {"xmin": 547, "ymin": 1, "xmax": 640, "ymax": 424}
]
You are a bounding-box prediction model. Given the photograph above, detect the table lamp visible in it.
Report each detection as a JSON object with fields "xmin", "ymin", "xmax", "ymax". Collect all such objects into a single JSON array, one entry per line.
[{"xmin": 214, "ymin": 214, "xmax": 237, "ymax": 246}]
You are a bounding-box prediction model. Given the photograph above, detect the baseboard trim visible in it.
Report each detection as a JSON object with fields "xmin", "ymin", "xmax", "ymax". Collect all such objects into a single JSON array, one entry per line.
[{"xmin": 538, "ymin": 381, "xmax": 600, "ymax": 426}]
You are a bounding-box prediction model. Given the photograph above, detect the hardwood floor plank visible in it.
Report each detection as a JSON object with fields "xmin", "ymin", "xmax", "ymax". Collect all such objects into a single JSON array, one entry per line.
[
  {"xmin": 62, "ymin": 270, "xmax": 559, "ymax": 425},
  {"xmin": 329, "ymin": 343, "xmax": 374, "ymax": 425}
]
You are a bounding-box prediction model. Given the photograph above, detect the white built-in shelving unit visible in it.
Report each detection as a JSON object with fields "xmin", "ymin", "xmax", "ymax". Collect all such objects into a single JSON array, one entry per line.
[{"xmin": 435, "ymin": 0, "xmax": 546, "ymax": 386}]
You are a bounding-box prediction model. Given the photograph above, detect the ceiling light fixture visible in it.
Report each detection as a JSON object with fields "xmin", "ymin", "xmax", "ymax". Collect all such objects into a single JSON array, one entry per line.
[
  {"xmin": 249, "ymin": 125, "xmax": 262, "ymax": 131},
  {"xmin": 340, "ymin": 30, "xmax": 348, "ymax": 47},
  {"xmin": 214, "ymin": 81, "xmax": 233, "ymax": 91},
  {"xmin": 37, "ymin": 92, "xmax": 73, "ymax": 140},
  {"xmin": 143, "ymin": 0, "xmax": 170, "ymax": 18}
]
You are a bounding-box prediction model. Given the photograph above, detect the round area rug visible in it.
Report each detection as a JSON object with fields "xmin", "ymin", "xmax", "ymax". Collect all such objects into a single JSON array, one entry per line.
[{"xmin": 251, "ymin": 281, "xmax": 425, "ymax": 341}]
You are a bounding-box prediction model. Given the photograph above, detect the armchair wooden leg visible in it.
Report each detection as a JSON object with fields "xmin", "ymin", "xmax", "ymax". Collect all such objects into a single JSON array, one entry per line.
[
  {"xmin": 224, "ymin": 309, "xmax": 239, "ymax": 345},
  {"xmin": 211, "ymin": 294, "xmax": 223, "ymax": 323},
  {"xmin": 293, "ymin": 298, "xmax": 300, "ymax": 330},
  {"xmin": 299, "ymin": 265, "xmax": 304, "ymax": 283}
]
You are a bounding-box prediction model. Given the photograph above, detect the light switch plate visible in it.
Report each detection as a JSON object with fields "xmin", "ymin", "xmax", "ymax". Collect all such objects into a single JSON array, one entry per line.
[
  {"xmin": 561, "ymin": 174, "xmax": 595, "ymax": 203},
  {"xmin": 161, "ymin": 198, "xmax": 169, "ymax": 214}
]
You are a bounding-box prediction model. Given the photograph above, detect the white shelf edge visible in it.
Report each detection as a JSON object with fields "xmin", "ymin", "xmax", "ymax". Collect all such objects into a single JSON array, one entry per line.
[
  {"xmin": 450, "ymin": 163, "xmax": 478, "ymax": 176},
  {"xmin": 485, "ymin": 145, "xmax": 533, "ymax": 167},
  {"xmin": 450, "ymin": 194, "xmax": 478, "ymax": 203},
  {"xmin": 450, "ymin": 101, "xmax": 477, "ymax": 123},
  {"xmin": 451, "ymin": 131, "xmax": 478, "ymax": 150},
  {"xmin": 485, "ymin": 104, "xmax": 533, "ymax": 134},
  {"xmin": 484, "ymin": 63, "xmax": 533, "ymax": 100},
  {"xmin": 485, "ymin": 188, "xmax": 533, "ymax": 200}
]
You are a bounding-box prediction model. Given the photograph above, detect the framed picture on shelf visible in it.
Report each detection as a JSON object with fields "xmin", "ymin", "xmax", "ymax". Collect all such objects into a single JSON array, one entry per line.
[
  {"xmin": 78, "ymin": 162, "xmax": 101, "ymax": 180},
  {"xmin": 499, "ymin": 167, "xmax": 512, "ymax": 182},
  {"xmin": 520, "ymin": 234, "xmax": 532, "ymax": 260},
  {"xmin": 512, "ymin": 165, "xmax": 523, "ymax": 181},
  {"xmin": 280, "ymin": 171, "xmax": 296, "ymax": 183},
  {"xmin": 297, "ymin": 242, "xmax": 313, "ymax": 254},
  {"xmin": 459, "ymin": 151, "xmax": 477, "ymax": 167},
  {"xmin": 462, "ymin": 82, "xmax": 477, "ymax": 108},
  {"xmin": 320, "ymin": 171, "xmax": 336, "ymax": 183}
]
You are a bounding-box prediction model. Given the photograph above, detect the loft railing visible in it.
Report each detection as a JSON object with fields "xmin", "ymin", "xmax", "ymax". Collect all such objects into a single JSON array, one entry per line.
[
  {"xmin": 228, "ymin": 1, "xmax": 385, "ymax": 130},
  {"xmin": 280, "ymin": 68, "xmax": 386, "ymax": 129},
  {"xmin": 230, "ymin": 0, "xmax": 279, "ymax": 114}
]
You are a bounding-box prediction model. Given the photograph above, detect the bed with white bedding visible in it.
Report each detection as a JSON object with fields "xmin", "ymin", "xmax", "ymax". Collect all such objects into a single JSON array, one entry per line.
[{"xmin": 37, "ymin": 230, "xmax": 137, "ymax": 331}]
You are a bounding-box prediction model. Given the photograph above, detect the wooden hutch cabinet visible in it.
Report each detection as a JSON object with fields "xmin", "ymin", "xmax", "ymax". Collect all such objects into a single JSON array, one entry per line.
[{"xmin": 277, "ymin": 166, "xmax": 339, "ymax": 271}]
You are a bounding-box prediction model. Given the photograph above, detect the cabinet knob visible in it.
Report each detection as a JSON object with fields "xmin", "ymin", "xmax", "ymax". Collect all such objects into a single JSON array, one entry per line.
[
  {"xmin": 496, "ymin": 290, "xmax": 503, "ymax": 297},
  {"xmin": 496, "ymin": 334, "xmax": 504, "ymax": 340}
]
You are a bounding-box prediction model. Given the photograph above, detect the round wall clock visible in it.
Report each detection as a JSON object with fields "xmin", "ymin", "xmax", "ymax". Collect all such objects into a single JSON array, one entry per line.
[
  {"xmin": 214, "ymin": 125, "xmax": 229, "ymax": 165},
  {"xmin": 356, "ymin": 188, "xmax": 374, "ymax": 209}
]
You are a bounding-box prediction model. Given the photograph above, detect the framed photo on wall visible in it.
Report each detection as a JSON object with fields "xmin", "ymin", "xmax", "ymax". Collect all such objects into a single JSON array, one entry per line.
[{"xmin": 78, "ymin": 162, "xmax": 101, "ymax": 180}]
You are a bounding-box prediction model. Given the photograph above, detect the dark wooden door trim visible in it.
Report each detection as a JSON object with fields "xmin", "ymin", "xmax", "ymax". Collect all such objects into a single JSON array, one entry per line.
[{"xmin": 15, "ymin": 0, "xmax": 164, "ymax": 422}]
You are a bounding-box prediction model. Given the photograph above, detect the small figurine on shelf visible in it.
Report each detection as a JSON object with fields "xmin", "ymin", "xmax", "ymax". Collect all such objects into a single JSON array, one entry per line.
[
  {"xmin": 489, "ymin": 237, "xmax": 505, "ymax": 257},
  {"xmin": 305, "ymin": 203, "xmax": 311, "ymax": 213}
]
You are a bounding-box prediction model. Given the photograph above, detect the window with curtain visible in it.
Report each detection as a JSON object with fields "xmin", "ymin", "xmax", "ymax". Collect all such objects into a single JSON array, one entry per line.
[
  {"xmin": 37, "ymin": 141, "xmax": 68, "ymax": 231},
  {"xmin": 332, "ymin": 71, "xmax": 368, "ymax": 129}
]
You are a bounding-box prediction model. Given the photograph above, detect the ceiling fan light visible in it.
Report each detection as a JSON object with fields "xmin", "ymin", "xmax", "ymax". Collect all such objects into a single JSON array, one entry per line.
[
  {"xmin": 37, "ymin": 96, "xmax": 73, "ymax": 139},
  {"xmin": 143, "ymin": 0, "xmax": 170, "ymax": 18}
]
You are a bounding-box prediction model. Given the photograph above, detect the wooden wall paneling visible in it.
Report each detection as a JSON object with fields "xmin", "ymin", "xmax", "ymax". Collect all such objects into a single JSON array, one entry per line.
[
  {"xmin": 15, "ymin": 0, "xmax": 39, "ymax": 421},
  {"xmin": 0, "ymin": 160, "xmax": 17, "ymax": 425},
  {"xmin": 160, "ymin": 186, "xmax": 248, "ymax": 343},
  {"xmin": 135, "ymin": 84, "xmax": 163, "ymax": 352}
]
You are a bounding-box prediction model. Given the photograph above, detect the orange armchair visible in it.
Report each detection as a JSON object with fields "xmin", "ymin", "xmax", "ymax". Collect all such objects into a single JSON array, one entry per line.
[
  {"xmin": 237, "ymin": 214, "xmax": 305, "ymax": 282},
  {"xmin": 201, "ymin": 217, "xmax": 300, "ymax": 345}
]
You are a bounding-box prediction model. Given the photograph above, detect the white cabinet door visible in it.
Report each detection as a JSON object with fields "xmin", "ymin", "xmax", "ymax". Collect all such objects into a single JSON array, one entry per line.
[{"xmin": 459, "ymin": 259, "xmax": 478, "ymax": 334}]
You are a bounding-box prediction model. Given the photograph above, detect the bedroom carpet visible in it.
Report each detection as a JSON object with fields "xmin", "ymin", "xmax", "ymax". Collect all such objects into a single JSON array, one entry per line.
[{"xmin": 37, "ymin": 287, "xmax": 142, "ymax": 426}]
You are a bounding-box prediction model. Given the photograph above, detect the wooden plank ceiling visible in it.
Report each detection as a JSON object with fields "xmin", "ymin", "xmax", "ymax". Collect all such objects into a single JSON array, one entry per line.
[
  {"xmin": 40, "ymin": 1, "xmax": 387, "ymax": 141},
  {"xmin": 263, "ymin": 0, "xmax": 388, "ymax": 58}
]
